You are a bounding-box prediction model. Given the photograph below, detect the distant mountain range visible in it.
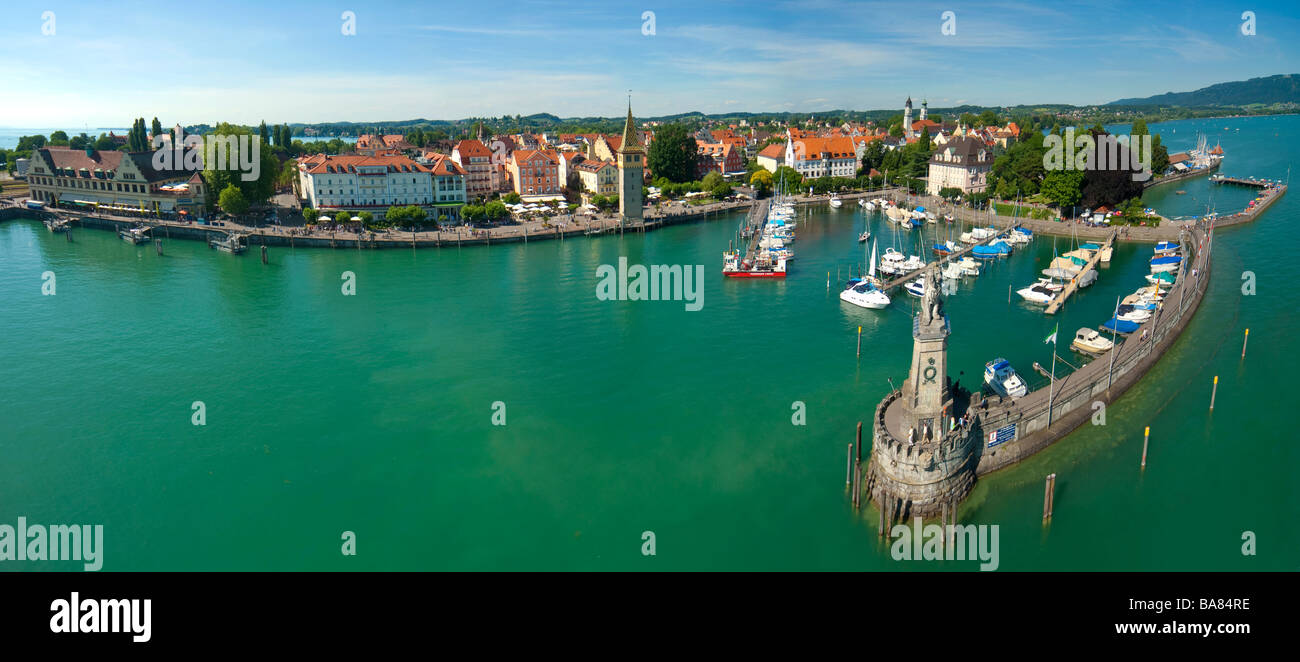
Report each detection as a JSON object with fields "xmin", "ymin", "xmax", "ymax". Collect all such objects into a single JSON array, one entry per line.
[{"xmin": 1108, "ymin": 74, "xmax": 1299, "ymax": 106}]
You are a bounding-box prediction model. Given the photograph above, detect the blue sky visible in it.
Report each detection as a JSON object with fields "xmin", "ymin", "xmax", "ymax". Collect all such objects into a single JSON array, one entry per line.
[{"xmin": 1, "ymin": 0, "xmax": 1297, "ymax": 127}]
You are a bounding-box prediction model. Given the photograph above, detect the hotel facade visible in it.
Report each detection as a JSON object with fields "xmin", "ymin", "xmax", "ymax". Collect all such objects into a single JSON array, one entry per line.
[
  {"xmin": 297, "ymin": 153, "xmax": 466, "ymax": 221},
  {"xmin": 24, "ymin": 147, "xmax": 206, "ymax": 215}
]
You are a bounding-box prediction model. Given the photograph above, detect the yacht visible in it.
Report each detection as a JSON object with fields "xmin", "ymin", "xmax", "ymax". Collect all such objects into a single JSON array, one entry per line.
[
  {"xmin": 932, "ymin": 240, "xmax": 958, "ymax": 256},
  {"xmin": 1154, "ymin": 241, "xmax": 1180, "ymax": 256},
  {"xmin": 860, "ymin": 199, "xmax": 877, "ymax": 212},
  {"xmin": 44, "ymin": 218, "xmax": 71, "ymax": 233},
  {"xmin": 858, "ymin": 231, "xmax": 870, "ymax": 243},
  {"xmin": 941, "ymin": 262, "xmax": 966, "ymax": 280},
  {"xmin": 1070, "ymin": 328, "xmax": 1114, "ymax": 355},
  {"xmin": 1016, "ymin": 281, "xmax": 1058, "ymax": 305},
  {"xmin": 878, "ymin": 248, "xmax": 908, "ymax": 275},
  {"xmin": 829, "ymin": 194, "xmax": 843, "ymax": 208},
  {"xmin": 984, "ymin": 359, "xmax": 1028, "ymax": 398},
  {"xmin": 840, "ymin": 280, "xmax": 890, "ymax": 309}
]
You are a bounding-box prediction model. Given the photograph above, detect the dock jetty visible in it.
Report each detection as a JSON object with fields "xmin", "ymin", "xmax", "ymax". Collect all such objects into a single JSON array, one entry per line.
[{"xmin": 1044, "ymin": 230, "xmax": 1117, "ymax": 315}]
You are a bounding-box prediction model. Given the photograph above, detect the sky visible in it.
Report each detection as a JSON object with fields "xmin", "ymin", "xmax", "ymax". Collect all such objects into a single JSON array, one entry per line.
[{"xmin": 1, "ymin": 0, "xmax": 1298, "ymax": 128}]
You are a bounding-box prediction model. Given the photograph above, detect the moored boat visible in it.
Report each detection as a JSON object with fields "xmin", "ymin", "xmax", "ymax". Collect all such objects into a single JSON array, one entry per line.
[
  {"xmin": 984, "ymin": 358, "xmax": 1028, "ymax": 398},
  {"xmin": 119, "ymin": 226, "xmax": 150, "ymax": 244},
  {"xmin": 1070, "ymin": 328, "xmax": 1114, "ymax": 355},
  {"xmin": 1149, "ymin": 255, "xmax": 1182, "ymax": 273}
]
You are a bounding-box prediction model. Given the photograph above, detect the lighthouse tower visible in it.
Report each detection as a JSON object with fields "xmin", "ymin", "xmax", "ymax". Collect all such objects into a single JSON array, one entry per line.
[{"xmin": 867, "ymin": 265, "xmax": 979, "ymax": 519}]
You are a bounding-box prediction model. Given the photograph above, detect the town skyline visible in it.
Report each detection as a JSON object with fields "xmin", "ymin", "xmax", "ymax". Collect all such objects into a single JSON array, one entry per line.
[{"xmin": 3, "ymin": 0, "xmax": 1298, "ymax": 127}]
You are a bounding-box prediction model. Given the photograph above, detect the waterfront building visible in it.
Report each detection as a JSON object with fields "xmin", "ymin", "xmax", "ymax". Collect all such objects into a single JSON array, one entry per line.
[
  {"xmin": 695, "ymin": 141, "xmax": 745, "ymax": 178},
  {"xmin": 507, "ymin": 149, "xmax": 561, "ymax": 197},
  {"xmin": 784, "ymin": 133, "xmax": 860, "ymax": 179},
  {"xmin": 756, "ymin": 143, "xmax": 785, "ymax": 173},
  {"xmin": 617, "ymin": 103, "xmax": 645, "ymax": 225},
  {"xmin": 25, "ymin": 147, "xmax": 205, "ymax": 214},
  {"xmin": 574, "ymin": 159, "xmax": 617, "ymax": 202},
  {"xmin": 925, "ymin": 136, "xmax": 992, "ymax": 195},
  {"xmin": 298, "ymin": 153, "xmax": 464, "ymax": 220},
  {"xmin": 450, "ymin": 140, "xmax": 494, "ymax": 201}
]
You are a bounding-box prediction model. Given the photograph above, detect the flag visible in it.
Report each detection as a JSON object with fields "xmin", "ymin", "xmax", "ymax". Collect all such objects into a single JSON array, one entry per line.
[{"xmin": 1044, "ymin": 323, "xmax": 1058, "ymax": 345}]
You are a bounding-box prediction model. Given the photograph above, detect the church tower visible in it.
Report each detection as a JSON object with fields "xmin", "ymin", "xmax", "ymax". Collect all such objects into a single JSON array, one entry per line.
[
  {"xmin": 903, "ymin": 97, "xmax": 913, "ymax": 139},
  {"xmin": 617, "ymin": 102, "xmax": 645, "ymax": 227},
  {"xmin": 866, "ymin": 265, "xmax": 979, "ymax": 519},
  {"xmin": 920, "ymin": 99, "xmax": 928, "ymax": 122}
]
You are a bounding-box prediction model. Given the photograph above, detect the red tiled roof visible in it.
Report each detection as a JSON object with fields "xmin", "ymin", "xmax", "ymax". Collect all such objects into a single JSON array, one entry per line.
[{"xmin": 757, "ymin": 143, "xmax": 786, "ymax": 159}]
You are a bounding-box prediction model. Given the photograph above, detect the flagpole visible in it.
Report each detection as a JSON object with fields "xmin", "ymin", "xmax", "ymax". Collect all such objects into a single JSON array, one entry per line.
[
  {"xmin": 1047, "ymin": 329, "xmax": 1058, "ymax": 429},
  {"xmin": 1107, "ymin": 295, "xmax": 1119, "ymax": 390}
]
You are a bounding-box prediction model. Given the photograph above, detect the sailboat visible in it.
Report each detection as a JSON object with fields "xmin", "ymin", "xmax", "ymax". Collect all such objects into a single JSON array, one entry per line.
[{"xmin": 840, "ymin": 240, "xmax": 891, "ymax": 309}]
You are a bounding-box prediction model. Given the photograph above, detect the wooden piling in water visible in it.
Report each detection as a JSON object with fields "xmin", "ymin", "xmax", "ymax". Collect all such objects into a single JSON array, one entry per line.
[
  {"xmin": 1210, "ymin": 375, "xmax": 1218, "ymax": 410},
  {"xmin": 1141, "ymin": 427, "xmax": 1150, "ymax": 469},
  {"xmin": 261, "ymin": 244, "xmax": 268, "ymax": 264},
  {"xmin": 1241, "ymin": 328, "xmax": 1249, "ymax": 359},
  {"xmin": 856, "ymin": 326, "xmax": 862, "ymax": 358},
  {"xmin": 1043, "ymin": 473, "xmax": 1055, "ymax": 520},
  {"xmin": 877, "ymin": 492, "xmax": 886, "ymax": 537},
  {"xmin": 155, "ymin": 239, "xmax": 162, "ymax": 255}
]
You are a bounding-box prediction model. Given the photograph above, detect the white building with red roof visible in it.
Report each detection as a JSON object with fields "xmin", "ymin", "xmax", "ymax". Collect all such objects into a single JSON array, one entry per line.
[{"xmin": 297, "ymin": 153, "xmax": 466, "ymax": 221}]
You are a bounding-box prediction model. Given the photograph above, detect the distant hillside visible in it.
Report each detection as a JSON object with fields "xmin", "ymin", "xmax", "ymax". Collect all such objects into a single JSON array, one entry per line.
[{"xmin": 1109, "ymin": 74, "xmax": 1300, "ymax": 106}]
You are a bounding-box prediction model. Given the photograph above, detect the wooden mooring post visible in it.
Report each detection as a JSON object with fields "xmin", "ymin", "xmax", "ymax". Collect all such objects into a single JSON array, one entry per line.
[
  {"xmin": 261, "ymin": 244, "xmax": 268, "ymax": 265},
  {"xmin": 1141, "ymin": 427, "xmax": 1150, "ymax": 469},
  {"xmin": 845, "ymin": 443, "xmax": 852, "ymax": 486},
  {"xmin": 1042, "ymin": 473, "xmax": 1056, "ymax": 520},
  {"xmin": 1241, "ymin": 328, "xmax": 1249, "ymax": 359},
  {"xmin": 155, "ymin": 239, "xmax": 163, "ymax": 255},
  {"xmin": 1210, "ymin": 375, "xmax": 1218, "ymax": 410}
]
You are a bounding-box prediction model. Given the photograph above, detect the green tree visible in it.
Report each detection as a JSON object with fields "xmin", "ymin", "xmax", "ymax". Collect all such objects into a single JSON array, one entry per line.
[
  {"xmin": 49, "ymin": 130, "xmax": 69, "ymax": 143},
  {"xmin": 218, "ymin": 184, "xmax": 249, "ymax": 217},
  {"xmin": 646, "ymin": 123, "xmax": 696, "ymax": 183},
  {"xmin": 1040, "ymin": 169, "xmax": 1085, "ymax": 209},
  {"xmin": 335, "ymin": 211, "xmax": 352, "ymax": 224},
  {"xmin": 701, "ymin": 171, "xmax": 724, "ymax": 190},
  {"xmin": 502, "ymin": 192, "xmax": 521, "ymax": 204},
  {"xmin": 303, "ymin": 208, "xmax": 319, "ymax": 224},
  {"xmin": 259, "ymin": 121, "xmax": 270, "ymax": 145},
  {"xmin": 152, "ymin": 118, "xmax": 163, "ymax": 141},
  {"xmin": 888, "ymin": 123, "xmax": 903, "ymax": 138},
  {"xmin": 200, "ymin": 122, "xmax": 279, "ymax": 208},
  {"xmin": 938, "ymin": 186, "xmax": 963, "ymax": 202},
  {"xmin": 750, "ymin": 169, "xmax": 773, "ymax": 195}
]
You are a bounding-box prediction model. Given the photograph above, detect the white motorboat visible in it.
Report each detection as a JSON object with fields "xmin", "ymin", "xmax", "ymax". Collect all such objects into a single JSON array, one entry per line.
[
  {"xmin": 899, "ymin": 255, "xmax": 927, "ymax": 272},
  {"xmin": 858, "ymin": 231, "xmax": 870, "ymax": 243},
  {"xmin": 829, "ymin": 194, "xmax": 843, "ymax": 208},
  {"xmin": 1070, "ymin": 328, "xmax": 1114, "ymax": 355},
  {"xmin": 941, "ymin": 262, "xmax": 966, "ymax": 280},
  {"xmin": 1075, "ymin": 269, "xmax": 1099, "ymax": 288},
  {"xmin": 955, "ymin": 257, "xmax": 981, "ymax": 276},
  {"xmin": 1116, "ymin": 304, "xmax": 1153, "ymax": 323},
  {"xmin": 985, "ymin": 358, "xmax": 1028, "ymax": 398},
  {"xmin": 878, "ymin": 247, "xmax": 908, "ymax": 275},
  {"xmin": 903, "ymin": 277, "xmax": 925, "ymax": 298},
  {"xmin": 1016, "ymin": 281, "xmax": 1058, "ymax": 305},
  {"xmin": 840, "ymin": 280, "xmax": 891, "ymax": 309}
]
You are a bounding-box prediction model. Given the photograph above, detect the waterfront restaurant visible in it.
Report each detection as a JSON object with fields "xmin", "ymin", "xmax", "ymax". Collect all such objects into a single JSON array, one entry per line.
[{"xmin": 24, "ymin": 147, "xmax": 206, "ymax": 215}]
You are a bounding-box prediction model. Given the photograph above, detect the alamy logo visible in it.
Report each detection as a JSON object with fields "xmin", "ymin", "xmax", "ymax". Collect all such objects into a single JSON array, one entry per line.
[
  {"xmin": 596, "ymin": 257, "xmax": 704, "ymax": 311},
  {"xmin": 0, "ymin": 516, "xmax": 103, "ymax": 570},
  {"xmin": 152, "ymin": 125, "xmax": 260, "ymax": 181},
  {"xmin": 1043, "ymin": 127, "xmax": 1151, "ymax": 182},
  {"xmin": 50, "ymin": 592, "xmax": 151, "ymax": 643},
  {"xmin": 890, "ymin": 517, "xmax": 1000, "ymax": 571}
]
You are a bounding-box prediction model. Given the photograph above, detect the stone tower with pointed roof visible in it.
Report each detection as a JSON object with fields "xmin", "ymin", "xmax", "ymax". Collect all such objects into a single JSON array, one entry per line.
[{"xmin": 617, "ymin": 102, "xmax": 645, "ymax": 226}]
